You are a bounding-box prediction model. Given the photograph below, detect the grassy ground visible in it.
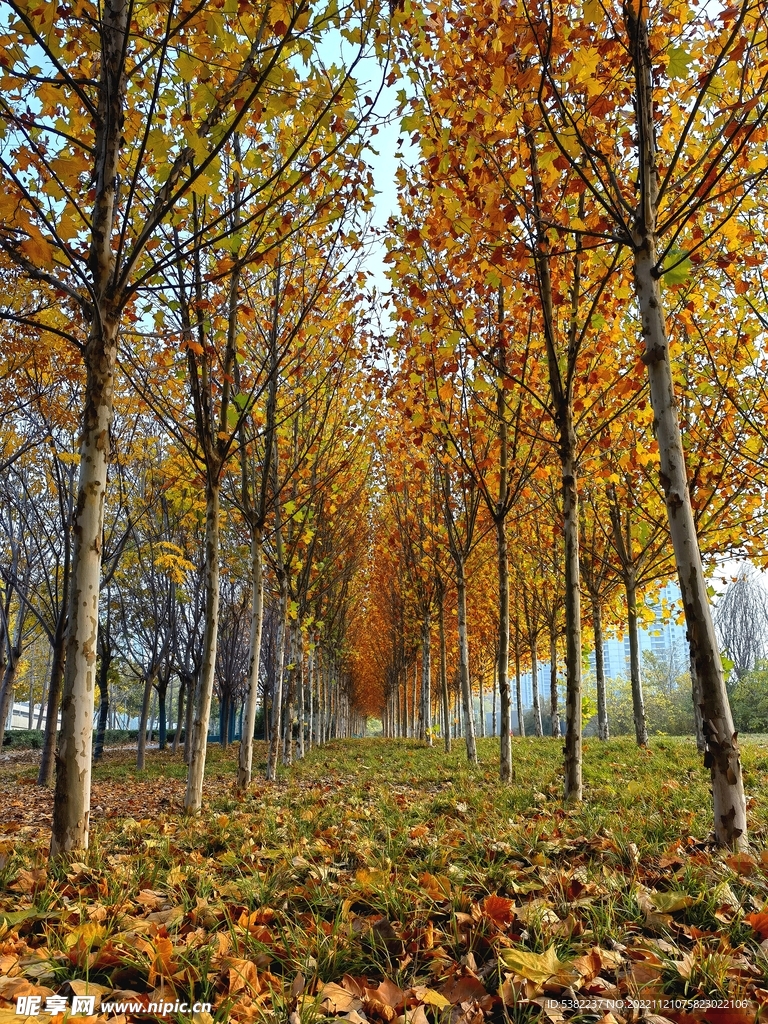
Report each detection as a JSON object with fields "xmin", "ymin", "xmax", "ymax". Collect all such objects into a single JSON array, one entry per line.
[{"xmin": 1, "ymin": 736, "xmax": 767, "ymax": 1024}]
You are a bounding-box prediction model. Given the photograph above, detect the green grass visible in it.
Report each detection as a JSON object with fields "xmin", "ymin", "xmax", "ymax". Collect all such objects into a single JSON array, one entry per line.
[{"xmin": 1, "ymin": 736, "xmax": 767, "ymax": 1023}]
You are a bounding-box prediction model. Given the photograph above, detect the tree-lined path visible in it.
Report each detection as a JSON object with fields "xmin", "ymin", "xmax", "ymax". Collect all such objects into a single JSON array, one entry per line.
[{"xmin": 2, "ymin": 0, "xmax": 768, "ymax": 1014}]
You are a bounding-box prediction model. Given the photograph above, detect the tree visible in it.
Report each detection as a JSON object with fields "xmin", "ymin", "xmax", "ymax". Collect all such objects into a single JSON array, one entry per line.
[
  {"xmin": 0, "ymin": 0, "xmax": 384, "ymax": 852},
  {"xmin": 729, "ymin": 663, "xmax": 768, "ymax": 734},
  {"xmin": 526, "ymin": 0, "xmax": 768, "ymax": 847},
  {"xmin": 714, "ymin": 565, "xmax": 768, "ymax": 683}
]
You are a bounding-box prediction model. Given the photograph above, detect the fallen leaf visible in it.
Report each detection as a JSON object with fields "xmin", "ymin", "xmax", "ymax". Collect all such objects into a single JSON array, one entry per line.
[
  {"xmin": 482, "ymin": 894, "xmax": 515, "ymax": 926},
  {"xmin": 438, "ymin": 973, "xmax": 489, "ymax": 1005},
  {"xmin": 411, "ymin": 985, "xmax": 450, "ymax": 1008},
  {"xmin": 648, "ymin": 891, "xmax": 696, "ymax": 914},
  {"xmin": 744, "ymin": 909, "xmax": 768, "ymax": 940},
  {"xmin": 227, "ymin": 958, "xmax": 261, "ymax": 996},
  {"xmin": 318, "ymin": 981, "xmax": 363, "ymax": 1013},
  {"xmin": 499, "ymin": 946, "xmax": 576, "ymax": 986}
]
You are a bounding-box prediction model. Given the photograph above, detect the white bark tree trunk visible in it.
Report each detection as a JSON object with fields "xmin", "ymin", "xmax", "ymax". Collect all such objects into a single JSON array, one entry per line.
[
  {"xmin": 591, "ymin": 595, "xmax": 609, "ymax": 741},
  {"xmin": 627, "ymin": 2, "xmax": 747, "ymax": 847},
  {"xmin": 530, "ymin": 633, "xmax": 543, "ymax": 737},
  {"xmin": 297, "ymin": 628, "xmax": 306, "ymax": 760},
  {"xmin": 514, "ymin": 623, "xmax": 525, "ymax": 738},
  {"xmin": 51, "ymin": 320, "xmax": 119, "ymax": 854},
  {"xmin": 562, "ymin": 447, "xmax": 582, "ymax": 799},
  {"xmin": 137, "ymin": 671, "xmax": 155, "ymax": 771},
  {"xmin": 266, "ymin": 575, "xmax": 288, "ymax": 781},
  {"xmin": 50, "ymin": 0, "xmax": 127, "ymax": 857},
  {"xmin": 184, "ymin": 481, "xmax": 221, "ymax": 813},
  {"xmin": 625, "ymin": 572, "xmax": 648, "ymax": 746},
  {"xmin": 438, "ymin": 584, "xmax": 451, "ymax": 753},
  {"xmin": 457, "ymin": 562, "xmax": 478, "ymax": 764},
  {"xmin": 420, "ymin": 613, "xmax": 432, "ymax": 745},
  {"xmin": 237, "ymin": 526, "xmax": 264, "ymax": 791},
  {"xmin": 549, "ymin": 625, "xmax": 560, "ymax": 740}
]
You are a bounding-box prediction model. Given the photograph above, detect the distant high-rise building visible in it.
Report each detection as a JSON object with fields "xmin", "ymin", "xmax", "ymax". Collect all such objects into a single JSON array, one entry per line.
[{"xmin": 591, "ymin": 580, "xmax": 688, "ymax": 680}]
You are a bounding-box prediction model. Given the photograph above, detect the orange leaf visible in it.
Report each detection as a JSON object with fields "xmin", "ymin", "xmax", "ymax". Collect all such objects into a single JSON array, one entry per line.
[
  {"xmin": 482, "ymin": 894, "xmax": 515, "ymax": 926},
  {"xmin": 19, "ymin": 229, "xmax": 54, "ymax": 269},
  {"xmin": 227, "ymin": 958, "xmax": 261, "ymax": 996},
  {"xmin": 744, "ymin": 909, "xmax": 768, "ymax": 940}
]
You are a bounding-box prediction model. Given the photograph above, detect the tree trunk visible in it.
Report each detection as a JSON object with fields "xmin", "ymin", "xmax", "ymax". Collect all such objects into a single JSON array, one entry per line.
[
  {"xmin": 237, "ymin": 527, "xmax": 264, "ymax": 789},
  {"xmin": 157, "ymin": 669, "xmax": 168, "ymax": 751},
  {"xmin": 93, "ymin": 636, "xmax": 112, "ymax": 762},
  {"xmin": 184, "ymin": 480, "xmax": 221, "ymax": 812},
  {"xmin": 50, "ymin": 0, "xmax": 127, "ymax": 856},
  {"xmin": 51, "ymin": 320, "xmax": 119, "ymax": 855},
  {"xmin": 690, "ymin": 653, "xmax": 706, "ymax": 752},
  {"xmin": 220, "ymin": 692, "xmax": 230, "ymax": 750},
  {"xmin": 0, "ymin": 607, "xmax": 25, "ymax": 748},
  {"xmin": 137, "ymin": 672, "xmax": 155, "ymax": 771},
  {"xmin": 308, "ymin": 644, "xmax": 315, "ymax": 750},
  {"xmin": 591, "ymin": 595, "xmax": 609, "ymax": 741},
  {"xmin": 410, "ymin": 660, "xmax": 418, "ymax": 738},
  {"xmin": 514, "ymin": 627, "xmax": 525, "ymax": 738},
  {"xmin": 530, "ymin": 634, "xmax": 543, "ymax": 737},
  {"xmin": 625, "ymin": 572, "xmax": 648, "ymax": 746},
  {"xmin": 457, "ymin": 561, "xmax": 478, "ymax": 764},
  {"xmin": 626, "ymin": 2, "xmax": 746, "ymax": 848},
  {"xmin": 561, "ymin": 444, "xmax": 582, "ymax": 799},
  {"xmin": 492, "ymin": 660, "xmax": 497, "ymax": 738},
  {"xmin": 438, "ymin": 585, "xmax": 451, "ymax": 753},
  {"xmin": 36, "ymin": 656, "xmax": 50, "ymax": 731},
  {"xmin": 182, "ymin": 669, "xmax": 196, "ymax": 762},
  {"xmin": 297, "ymin": 628, "xmax": 306, "ymax": 759},
  {"xmin": 549, "ymin": 625, "xmax": 560, "ymax": 740},
  {"xmin": 420, "ymin": 613, "xmax": 432, "ymax": 744},
  {"xmin": 283, "ymin": 624, "xmax": 295, "ymax": 765},
  {"xmin": 496, "ymin": 313, "xmax": 513, "ymax": 775},
  {"xmin": 0, "ymin": 653, "xmax": 19, "ymax": 746},
  {"xmin": 478, "ymin": 671, "xmax": 485, "ymax": 738},
  {"xmin": 173, "ymin": 677, "xmax": 185, "ymax": 755},
  {"xmin": 527, "ymin": 120, "xmax": 582, "ymax": 792},
  {"xmin": 266, "ymin": 573, "xmax": 288, "ymax": 781},
  {"xmin": 38, "ymin": 615, "xmax": 67, "ymax": 787}
]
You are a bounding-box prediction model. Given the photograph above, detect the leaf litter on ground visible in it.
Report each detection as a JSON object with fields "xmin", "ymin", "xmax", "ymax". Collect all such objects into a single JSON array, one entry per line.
[{"xmin": 1, "ymin": 736, "xmax": 768, "ymax": 1024}]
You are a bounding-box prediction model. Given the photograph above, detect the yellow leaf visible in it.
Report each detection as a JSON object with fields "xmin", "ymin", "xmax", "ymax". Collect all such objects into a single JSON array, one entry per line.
[
  {"xmin": 648, "ymin": 891, "xmax": 696, "ymax": 914},
  {"xmin": 419, "ymin": 988, "xmax": 450, "ymax": 1008},
  {"xmin": 19, "ymin": 230, "xmax": 54, "ymax": 269},
  {"xmin": 499, "ymin": 945, "xmax": 576, "ymax": 985}
]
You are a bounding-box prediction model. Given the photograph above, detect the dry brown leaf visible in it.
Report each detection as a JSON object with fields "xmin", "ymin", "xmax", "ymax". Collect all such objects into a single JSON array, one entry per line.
[
  {"xmin": 365, "ymin": 997, "xmax": 395, "ymax": 1022},
  {"xmin": 572, "ymin": 948, "xmax": 603, "ymax": 982},
  {"xmin": 364, "ymin": 979, "xmax": 406, "ymax": 1010},
  {"xmin": 0, "ymin": 976, "xmax": 55, "ymax": 1000},
  {"xmin": 135, "ymin": 889, "xmax": 165, "ymax": 909},
  {"xmin": 394, "ymin": 1008, "xmax": 429, "ymax": 1024},
  {"xmin": 341, "ymin": 975, "xmax": 366, "ymax": 997},
  {"xmin": 438, "ymin": 973, "xmax": 489, "ymax": 1005},
  {"xmin": 417, "ymin": 872, "xmax": 452, "ymax": 900},
  {"xmin": 745, "ymin": 909, "xmax": 768, "ymax": 940},
  {"xmin": 724, "ymin": 852, "xmax": 757, "ymax": 875},
  {"xmin": 318, "ymin": 981, "xmax": 363, "ymax": 1014},
  {"xmin": 227, "ymin": 958, "xmax": 261, "ymax": 996},
  {"xmin": 65, "ymin": 979, "xmax": 112, "ymax": 1009},
  {"xmin": 10, "ymin": 869, "xmax": 47, "ymax": 895}
]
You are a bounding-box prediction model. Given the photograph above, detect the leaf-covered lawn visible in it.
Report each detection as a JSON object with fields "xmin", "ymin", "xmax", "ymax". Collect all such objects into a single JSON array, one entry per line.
[{"xmin": 1, "ymin": 737, "xmax": 768, "ymax": 1024}]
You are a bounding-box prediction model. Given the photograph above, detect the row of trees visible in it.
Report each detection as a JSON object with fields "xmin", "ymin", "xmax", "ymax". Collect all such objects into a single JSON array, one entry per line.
[
  {"xmin": 0, "ymin": 0, "xmax": 392, "ymax": 854},
  {"xmin": 352, "ymin": 0, "xmax": 768, "ymax": 849},
  {"xmin": 2, "ymin": 0, "xmax": 768, "ymax": 859}
]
